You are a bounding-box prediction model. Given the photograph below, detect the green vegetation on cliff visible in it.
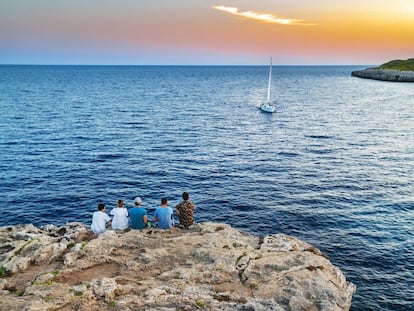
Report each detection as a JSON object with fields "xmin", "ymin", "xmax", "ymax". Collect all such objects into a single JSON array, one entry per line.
[{"xmin": 378, "ymin": 59, "xmax": 414, "ymax": 71}]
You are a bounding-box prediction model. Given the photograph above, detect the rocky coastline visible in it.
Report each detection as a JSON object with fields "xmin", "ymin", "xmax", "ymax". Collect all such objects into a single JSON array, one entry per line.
[
  {"xmin": 0, "ymin": 222, "xmax": 355, "ymax": 310},
  {"xmin": 352, "ymin": 67, "xmax": 414, "ymax": 82}
]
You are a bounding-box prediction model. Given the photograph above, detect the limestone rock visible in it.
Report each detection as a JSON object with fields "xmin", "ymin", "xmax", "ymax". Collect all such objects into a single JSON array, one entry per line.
[
  {"xmin": 352, "ymin": 68, "xmax": 414, "ymax": 82},
  {"xmin": 0, "ymin": 221, "xmax": 355, "ymax": 310}
]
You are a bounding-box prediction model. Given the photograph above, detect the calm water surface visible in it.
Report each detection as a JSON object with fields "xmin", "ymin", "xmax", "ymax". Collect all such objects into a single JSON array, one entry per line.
[{"xmin": 0, "ymin": 65, "xmax": 413, "ymax": 310}]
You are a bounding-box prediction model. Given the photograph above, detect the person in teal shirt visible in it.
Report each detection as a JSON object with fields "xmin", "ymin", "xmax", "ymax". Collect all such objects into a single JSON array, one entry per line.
[
  {"xmin": 154, "ymin": 197, "xmax": 172, "ymax": 229},
  {"xmin": 129, "ymin": 197, "xmax": 148, "ymax": 229}
]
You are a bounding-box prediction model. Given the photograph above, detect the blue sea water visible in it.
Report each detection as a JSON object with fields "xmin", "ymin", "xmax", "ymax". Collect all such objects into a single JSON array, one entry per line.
[{"xmin": 0, "ymin": 65, "xmax": 413, "ymax": 310}]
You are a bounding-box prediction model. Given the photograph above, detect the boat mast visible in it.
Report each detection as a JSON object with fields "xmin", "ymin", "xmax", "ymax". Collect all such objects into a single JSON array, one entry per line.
[{"xmin": 267, "ymin": 57, "xmax": 272, "ymax": 102}]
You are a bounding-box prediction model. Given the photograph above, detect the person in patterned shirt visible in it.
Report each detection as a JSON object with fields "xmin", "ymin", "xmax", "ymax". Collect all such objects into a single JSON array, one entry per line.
[{"xmin": 174, "ymin": 192, "xmax": 195, "ymax": 228}]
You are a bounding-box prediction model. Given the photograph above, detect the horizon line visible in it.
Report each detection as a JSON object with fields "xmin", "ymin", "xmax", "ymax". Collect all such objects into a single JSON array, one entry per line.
[{"xmin": 0, "ymin": 63, "xmax": 373, "ymax": 67}]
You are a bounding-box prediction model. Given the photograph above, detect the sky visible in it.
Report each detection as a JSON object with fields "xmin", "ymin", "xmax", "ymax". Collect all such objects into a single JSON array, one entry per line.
[{"xmin": 1, "ymin": 0, "xmax": 414, "ymax": 65}]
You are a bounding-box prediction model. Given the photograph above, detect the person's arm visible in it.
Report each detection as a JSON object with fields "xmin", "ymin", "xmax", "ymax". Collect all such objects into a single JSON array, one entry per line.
[
  {"xmin": 105, "ymin": 214, "xmax": 112, "ymax": 228},
  {"xmin": 143, "ymin": 215, "xmax": 148, "ymax": 224}
]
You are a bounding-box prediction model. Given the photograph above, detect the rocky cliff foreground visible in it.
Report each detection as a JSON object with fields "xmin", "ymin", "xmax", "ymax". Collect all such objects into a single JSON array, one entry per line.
[
  {"xmin": 352, "ymin": 68, "xmax": 414, "ymax": 82},
  {"xmin": 0, "ymin": 222, "xmax": 355, "ymax": 310}
]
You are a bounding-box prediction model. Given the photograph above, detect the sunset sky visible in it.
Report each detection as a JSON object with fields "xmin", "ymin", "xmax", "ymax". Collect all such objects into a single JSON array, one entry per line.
[{"xmin": 1, "ymin": 0, "xmax": 413, "ymax": 65}]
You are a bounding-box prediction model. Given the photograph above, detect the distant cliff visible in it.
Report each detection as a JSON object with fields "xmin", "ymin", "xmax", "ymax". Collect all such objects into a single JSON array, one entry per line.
[
  {"xmin": 352, "ymin": 59, "xmax": 414, "ymax": 82},
  {"xmin": 0, "ymin": 222, "xmax": 355, "ymax": 310}
]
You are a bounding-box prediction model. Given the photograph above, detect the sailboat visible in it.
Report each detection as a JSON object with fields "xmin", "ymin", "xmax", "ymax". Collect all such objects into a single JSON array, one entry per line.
[{"xmin": 260, "ymin": 58, "xmax": 276, "ymax": 113}]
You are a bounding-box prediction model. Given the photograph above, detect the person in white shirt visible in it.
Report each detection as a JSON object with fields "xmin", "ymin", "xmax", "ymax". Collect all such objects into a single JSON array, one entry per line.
[
  {"xmin": 110, "ymin": 199, "xmax": 129, "ymax": 230},
  {"xmin": 91, "ymin": 203, "xmax": 111, "ymax": 234}
]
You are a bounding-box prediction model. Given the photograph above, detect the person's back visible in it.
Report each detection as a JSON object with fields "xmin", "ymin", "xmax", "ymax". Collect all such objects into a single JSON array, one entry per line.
[
  {"xmin": 129, "ymin": 197, "xmax": 147, "ymax": 229},
  {"xmin": 111, "ymin": 199, "xmax": 129, "ymax": 230},
  {"xmin": 154, "ymin": 197, "xmax": 172, "ymax": 229},
  {"xmin": 175, "ymin": 192, "xmax": 195, "ymax": 228},
  {"xmin": 91, "ymin": 203, "xmax": 111, "ymax": 234}
]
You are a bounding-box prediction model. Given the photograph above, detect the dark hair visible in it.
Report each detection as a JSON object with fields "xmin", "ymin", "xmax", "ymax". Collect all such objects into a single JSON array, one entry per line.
[
  {"xmin": 182, "ymin": 192, "xmax": 189, "ymax": 200},
  {"xmin": 98, "ymin": 203, "xmax": 106, "ymax": 211},
  {"xmin": 161, "ymin": 197, "xmax": 168, "ymax": 205}
]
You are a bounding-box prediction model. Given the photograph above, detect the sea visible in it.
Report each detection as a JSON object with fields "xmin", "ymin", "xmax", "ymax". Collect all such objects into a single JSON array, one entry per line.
[{"xmin": 0, "ymin": 65, "xmax": 413, "ymax": 310}]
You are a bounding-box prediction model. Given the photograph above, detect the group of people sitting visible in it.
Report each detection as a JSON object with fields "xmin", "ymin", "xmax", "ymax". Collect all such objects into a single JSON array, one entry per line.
[{"xmin": 91, "ymin": 192, "xmax": 195, "ymax": 235}]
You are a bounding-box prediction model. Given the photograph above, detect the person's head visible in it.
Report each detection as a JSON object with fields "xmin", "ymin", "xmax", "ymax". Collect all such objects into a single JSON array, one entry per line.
[
  {"xmin": 134, "ymin": 197, "xmax": 142, "ymax": 206},
  {"xmin": 182, "ymin": 192, "xmax": 189, "ymax": 200},
  {"xmin": 98, "ymin": 203, "xmax": 106, "ymax": 211},
  {"xmin": 161, "ymin": 197, "xmax": 168, "ymax": 205},
  {"xmin": 117, "ymin": 199, "xmax": 124, "ymax": 207}
]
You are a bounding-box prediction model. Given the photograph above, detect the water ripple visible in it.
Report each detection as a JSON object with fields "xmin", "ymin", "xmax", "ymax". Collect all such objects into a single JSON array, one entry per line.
[{"xmin": 1, "ymin": 65, "xmax": 413, "ymax": 311}]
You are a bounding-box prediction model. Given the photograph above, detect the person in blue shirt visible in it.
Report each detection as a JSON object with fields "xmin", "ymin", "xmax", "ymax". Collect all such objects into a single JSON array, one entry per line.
[
  {"xmin": 154, "ymin": 197, "xmax": 172, "ymax": 229},
  {"xmin": 129, "ymin": 197, "xmax": 148, "ymax": 229}
]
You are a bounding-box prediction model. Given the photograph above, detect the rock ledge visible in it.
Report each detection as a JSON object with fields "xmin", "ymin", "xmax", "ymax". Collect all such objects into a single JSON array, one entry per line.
[
  {"xmin": 0, "ymin": 222, "xmax": 355, "ymax": 310},
  {"xmin": 351, "ymin": 68, "xmax": 414, "ymax": 82}
]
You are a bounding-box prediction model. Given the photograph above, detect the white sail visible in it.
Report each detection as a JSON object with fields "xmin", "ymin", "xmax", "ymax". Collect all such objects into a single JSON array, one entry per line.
[
  {"xmin": 267, "ymin": 57, "xmax": 272, "ymax": 102},
  {"xmin": 260, "ymin": 57, "xmax": 276, "ymax": 113}
]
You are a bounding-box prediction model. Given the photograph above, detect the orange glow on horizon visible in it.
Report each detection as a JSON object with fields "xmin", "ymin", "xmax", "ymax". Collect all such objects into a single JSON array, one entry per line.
[
  {"xmin": 206, "ymin": 3, "xmax": 414, "ymax": 62},
  {"xmin": 1, "ymin": 1, "xmax": 413, "ymax": 64}
]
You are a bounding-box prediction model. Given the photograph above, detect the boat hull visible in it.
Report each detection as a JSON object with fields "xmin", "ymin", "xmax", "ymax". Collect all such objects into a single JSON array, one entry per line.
[{"xmin": 260, "ymin": 103, "xmax": 275, "ymax": 113}]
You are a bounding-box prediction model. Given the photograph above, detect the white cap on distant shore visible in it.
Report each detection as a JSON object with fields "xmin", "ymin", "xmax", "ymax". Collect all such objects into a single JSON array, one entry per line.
[{"xmin": 134, "ymin": 197, "xmax": 142, "ymax": 205}]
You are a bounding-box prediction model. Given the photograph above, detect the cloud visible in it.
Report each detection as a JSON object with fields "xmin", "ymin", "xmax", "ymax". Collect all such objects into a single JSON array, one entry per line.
[{"xmin": 213, "ymin": 6, "xmax": 316, "ymax": 26}]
